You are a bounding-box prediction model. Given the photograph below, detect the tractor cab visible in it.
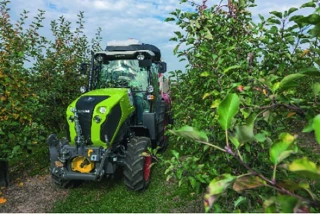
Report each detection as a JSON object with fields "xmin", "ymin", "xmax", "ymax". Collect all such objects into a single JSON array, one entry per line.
[{"xmin": 81, "ymin": 40, "xmax": 167, "ymax": 125}]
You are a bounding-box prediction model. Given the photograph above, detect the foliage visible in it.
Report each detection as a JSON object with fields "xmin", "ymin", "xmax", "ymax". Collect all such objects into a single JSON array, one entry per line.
[
  {"xmin": 0, "ymin": 0, "xmax": 102, "ymax": 161},
  {"xmin": 0, "ymin": 0, "xmax": 45, "ymax": 160},
  {"xmin": 165, "ymin": 0, "xmax": 320, "ymax": 212}
]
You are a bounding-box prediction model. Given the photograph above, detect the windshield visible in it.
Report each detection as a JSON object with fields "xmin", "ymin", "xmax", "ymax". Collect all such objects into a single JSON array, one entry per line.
[{"xmin": 96, "ymin": 59, "xmax": 148, "ymax": 91}]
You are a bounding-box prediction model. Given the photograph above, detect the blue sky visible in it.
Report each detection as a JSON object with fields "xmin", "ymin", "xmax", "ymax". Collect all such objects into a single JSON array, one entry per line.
[{"xmin": 7, "ymin": 0, "xmax": 314, "ymax": 72}]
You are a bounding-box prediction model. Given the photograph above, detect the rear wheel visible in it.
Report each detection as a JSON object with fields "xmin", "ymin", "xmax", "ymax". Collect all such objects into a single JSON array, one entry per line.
[{"xmin": 124, "ymin": 136, "xmax": 152, "ymax": 191}]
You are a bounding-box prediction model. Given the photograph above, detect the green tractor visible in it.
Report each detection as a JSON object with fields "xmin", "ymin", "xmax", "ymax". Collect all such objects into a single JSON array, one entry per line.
[{"xmin": 47, "ymin": 40, "xmax": 171, "ymax": 191}]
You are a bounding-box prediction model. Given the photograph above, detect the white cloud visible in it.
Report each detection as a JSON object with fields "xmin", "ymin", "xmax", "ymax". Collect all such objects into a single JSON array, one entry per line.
[{"xmin": 7, "ymin": 0, "xmax": 315, "ymax": 72}]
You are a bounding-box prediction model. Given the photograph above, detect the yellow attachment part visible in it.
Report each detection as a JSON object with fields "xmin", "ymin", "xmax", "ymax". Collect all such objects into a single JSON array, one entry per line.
[
  {"xmin": 71, "ymin": 156, "xmax": 94, "ymax": 173},
  {"xmin": 88, "ymin": 149, "xmax": 93, "ymax": 157}
]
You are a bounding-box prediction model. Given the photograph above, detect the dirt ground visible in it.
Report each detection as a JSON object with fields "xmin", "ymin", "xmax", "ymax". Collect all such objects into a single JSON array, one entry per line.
[{"xmin": 0, "ymin": 174, "xmax": 68, "ymax": 213}]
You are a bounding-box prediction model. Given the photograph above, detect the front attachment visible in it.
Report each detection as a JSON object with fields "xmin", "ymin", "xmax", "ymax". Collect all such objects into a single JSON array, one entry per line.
[{"xmin": 47, "ymin": 134, "xmax": 107, "ymax": 187}]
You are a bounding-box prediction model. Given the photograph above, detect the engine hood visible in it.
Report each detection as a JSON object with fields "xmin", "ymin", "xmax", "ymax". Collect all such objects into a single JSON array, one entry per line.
[{"xmin": 66, "ymin": 88, "xmax": 135, "ymax": 147}]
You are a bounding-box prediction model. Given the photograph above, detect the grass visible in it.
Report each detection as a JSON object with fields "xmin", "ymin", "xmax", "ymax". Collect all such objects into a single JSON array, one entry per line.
[{"xmin": 50, "ymin": 147, "xmax": 203, "ymax": 213}]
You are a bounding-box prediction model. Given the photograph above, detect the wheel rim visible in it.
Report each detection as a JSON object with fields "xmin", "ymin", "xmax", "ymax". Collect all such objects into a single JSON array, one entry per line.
[{"xmin": 143, "ymin": 154, "xmax": 152, "ymax": 181}]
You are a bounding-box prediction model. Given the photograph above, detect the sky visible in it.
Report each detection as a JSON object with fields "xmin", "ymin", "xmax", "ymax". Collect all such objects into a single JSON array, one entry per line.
[{"xmin": 7, "ymin": 0, "xmax": 315, "ymax": 73}]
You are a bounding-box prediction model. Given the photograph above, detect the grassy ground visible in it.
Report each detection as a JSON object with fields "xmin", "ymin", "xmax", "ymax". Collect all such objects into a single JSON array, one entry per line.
[{"xmin": 50, "ymin": 147, "xmax": 203, "ymax": 213}]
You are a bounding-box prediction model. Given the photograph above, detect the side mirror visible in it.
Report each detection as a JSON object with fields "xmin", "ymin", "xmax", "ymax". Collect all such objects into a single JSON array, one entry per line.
[
  {"xmin": 80, "ymin": 63, "xmax": 88, "ymax": 75},
  {"xmin": 139, "ymin": 59, "xmax": 152, "ymax": 67},
  {"xmin": 158, "ymin": 62, "xmax": 167, "ymax": 73}
]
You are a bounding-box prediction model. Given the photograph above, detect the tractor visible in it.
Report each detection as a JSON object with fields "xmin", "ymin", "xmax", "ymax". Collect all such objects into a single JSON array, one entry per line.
[{"xmin": 47, "ymin": 40, "xmax": 172, "ymax": 191}]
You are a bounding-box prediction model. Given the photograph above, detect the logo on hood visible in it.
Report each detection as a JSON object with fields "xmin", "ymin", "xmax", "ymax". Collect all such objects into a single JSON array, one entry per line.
[{"xmin": 85, "ymin": 97, "xmax": 95, "ymax": 102}]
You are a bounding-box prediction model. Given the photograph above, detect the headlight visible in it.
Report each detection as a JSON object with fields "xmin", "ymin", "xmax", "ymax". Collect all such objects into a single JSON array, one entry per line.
[
  {"xmin": 99, "ymin": 106, "xmax": 107, "ymax": 114},
  {"xmin": 94, "ymin": 115, "xmax": 101, "ymax": 123},
  {"xmin": 146, "ymin": 85, "xmax": 154, "ymax": 93},
  {"xmin": 137, "ymin": 53, "xmax": 145, "ymax": 60}
]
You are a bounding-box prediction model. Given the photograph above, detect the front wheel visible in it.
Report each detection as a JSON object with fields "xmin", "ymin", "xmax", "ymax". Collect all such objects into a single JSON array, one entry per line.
[{"xmin": 123, "ymin": 137, "xmax": 152, "ymax": 191}]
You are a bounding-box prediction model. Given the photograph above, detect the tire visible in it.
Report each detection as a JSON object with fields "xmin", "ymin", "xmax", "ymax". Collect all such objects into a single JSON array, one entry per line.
[
  {"xmin": 124, "ymin": 136, "xmax": 152, "ymax": 191},
  {"xmin": 0, "ymin": 161, "xmax": 9, "ymax": 187},
  {"xmin": 159, "ymin": 109, "xmax": 168, "ymax": 153}
]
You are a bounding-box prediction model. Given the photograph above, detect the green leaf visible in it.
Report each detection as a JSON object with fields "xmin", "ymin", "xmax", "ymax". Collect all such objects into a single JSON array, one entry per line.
[
  {"xmin": 300, "ymin": 2, "xmax": 316, "ymax": 9},
  {"xmin": 174, "ymin": 31, "xmax": 183, "ymax": 38},
  {"xmin": 300, "ymin": 67, "xmax": 320, "ymax": 76},
  {"xmin": 234, "ymin": 196, "xmax": 247, "ymax": 208},
  {"xmin": 287, "ymin": 7, "xmax": 298, "ymax": 16},
  {"xmin": 170, "ymin": 126, "xmax": 209, "ymax": 142},
  {"xmin": 200, "ymin": 71, "xmax": 210, "ymax": 77},
  {"xmin": 300, "ymin": 38, "xmax": 310, "ymax": 44},
  {"xmin": 223, "ymin": 65, "xmax": 241, "ymax": 74},
  {"xmin": 207, "ymin": 174, "xmax": 235, "ymax": 195},
  {"xmin": 165, "ymin": 17, "xmax": 175, "ymax": 22},
  {"xmin": 229, "ymin": 135, "xmax": 240, "ymax": 149},
  {"xmin": 277, "ymin": 195, "xmax": 299, "ymax": 213},
  {"xmin": 258, "ymin": 14, "xmax": 264, "ymax": 21},
  {"xmin": 210, "ymin": 99, "xmax": 220, "ymax": 109},
  {"xmin": 289, "ymin": 15, "xmax": 304, "ymax": 22},
  {"xmin": 270, "ymin": 11, "xmax": 282, "ymax": 19},
  {"xmin": 312, "ymin": 83, "xmax": 320, "ymax": 96},
  {"xmin": 288, "ymin": 157, "xmax": 320, "ymax": 179},
  {"xmin": 272, "ymin": 82, "xmax": 280, "ymax": 93},
  {"xmin": 204, "ymin": 174, "xmax": 236, "ymax": 212},
  {"xmin": 296, "ymin": 14, "xmax": 320, "ymax": 25},
  {"xmin": 269, "ymin": 133, "xmax": 296, "ymax": 165},
  {"xmin": 171, "ymin": 150, "xmax": 180, "ymax": 159},
  {"xmin": 277, "ymin": 73, "xmax": 305, "ymax": 93},
  {"xmin": 263, "ymin": 197, "xmax": 277, "ymax": 213},
  {"xmin": 189, "ymin": 176, "xmax": 197, "ymax": 189},
  {"xmin": 235, "ymin": 126, "xmax": 255, "ymax": 144},
  {"xmin": 302, "ymin": 118, "xmax": 314, "ymax": 133},
  {"xmin": 205, "ymin": 31, "xmax": 213, "ymax": 40},
  {"xmin": 233, "ymin": 175, "xmax": 266, "ymax": 193},
  {"xmin": 217, "ymin": 94, "xmax": 240, "ymax": 130},
  {"xmin": 235, "ymin": 113, "xmax": 257, "ymax": 143},
  {"xmin": 313, "ymin": 115, "xmax": 320, "ymax": 144},
  {"xmin": 202, "ymin": 92, "xmax": 211, "ymax": 100},
  {"xmin": 255, "ymin": 133, "xmax": 267, "ymax": 142},
  {"xmin": 177, "ymin": 168, "xmax": 183, "ymax": 179},
  {"xmin": 311, "ymin": 23, "xmax": 320, "ymax": 37},
  {"xmin": 173, "ymin": 44, "xmax": 180, "ymax": 55}
]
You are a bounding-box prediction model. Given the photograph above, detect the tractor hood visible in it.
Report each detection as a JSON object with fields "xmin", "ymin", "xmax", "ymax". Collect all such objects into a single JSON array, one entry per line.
[{"xmin": 66, "ymin": 88, "xmax": 135, "ymax": 147}]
